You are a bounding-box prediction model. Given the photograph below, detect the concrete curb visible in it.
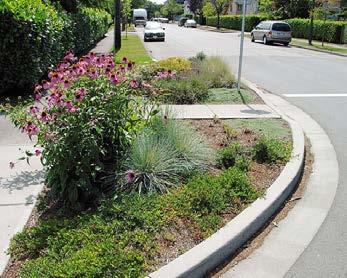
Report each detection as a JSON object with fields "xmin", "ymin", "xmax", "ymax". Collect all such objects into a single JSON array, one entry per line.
[
  {"xmin": 290, "ymin": 43, "xmax": 347, "ymax": 58},
  {"xmin": 149, "ymin": 84, "xmax": 305, "ymax": 278},
  {"xmin": 225, "ymin": 80, "xmax": 339, "ymax": 278}
]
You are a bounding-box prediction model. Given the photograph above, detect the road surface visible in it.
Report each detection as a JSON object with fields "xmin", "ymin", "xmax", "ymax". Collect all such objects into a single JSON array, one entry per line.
[{"xmin": 137, "ymin": 23, "xmax": 347, "ymax": 277}]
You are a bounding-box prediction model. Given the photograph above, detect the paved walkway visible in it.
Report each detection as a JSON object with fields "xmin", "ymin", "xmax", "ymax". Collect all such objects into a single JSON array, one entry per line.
[
  {"xmin": 161, "ymin": 104, "xmax": 279, "ymax": 119},
  {"xmin": 0, "ymin": 115, "xmax": 43, "ymax": 273}
]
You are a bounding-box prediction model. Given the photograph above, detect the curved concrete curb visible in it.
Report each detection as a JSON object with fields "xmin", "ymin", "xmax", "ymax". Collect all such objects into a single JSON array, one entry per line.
[
  {"xmin": 149, "ymin": 85, "xmax": 305, "ymax": 278},
  {"xmin": 224, "ymin": 80, "xmax": 339, "ymax": 278}
]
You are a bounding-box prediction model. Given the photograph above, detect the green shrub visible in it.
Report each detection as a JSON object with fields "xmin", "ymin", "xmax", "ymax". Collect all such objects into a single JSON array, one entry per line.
[
  {"xmin": 156, "ymin": 57, "xmax": 192, "ymax": 72},
  {"xmin": 217, "ymin": 142, "xmax": 245, "ymax": 169},
  {"xmin": 192, "ymin": 56, "xmax": 235, "ymax": 88},
  {"xmin": 155, "ymin": 77, "xmax": 209, "ymax": 104},
  {"xmin": 122, "ymin": 133, "xmax": 189, "ymax": 193},
  {"xmin": 287, "ymin": 18, "xmax": 347, "ymax": 43},
  {"xmin": 235, "ymin": 155, "xmax": 251, "ymax": 172},
  {"xmin": 0, "ymin": 0, "xmax": 111, "ymax": 94},
  {"xmin": 252, "ymin": 137, "xmax": 291, "ymax": 164},
  {"xmin": 206, "ymin": 15, "xmax": 267, "ymax": 32},
  {"xmin": 122, "ymin": 116, "xmax": 215, "ymax": 193}
]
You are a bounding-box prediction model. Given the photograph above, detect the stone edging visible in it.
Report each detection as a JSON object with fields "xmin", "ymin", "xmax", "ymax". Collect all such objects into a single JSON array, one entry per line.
[{"xmin": 148, "ymin": 82, "xmax": 305, "ymax": 278}]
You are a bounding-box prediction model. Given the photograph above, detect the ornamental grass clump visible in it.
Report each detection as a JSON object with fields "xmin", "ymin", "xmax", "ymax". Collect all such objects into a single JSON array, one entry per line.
[
  {"xmin": 121, "ymin": 116, "xmax": 215, "ymax": 193},
  {"xmin": 7, "ymin": 52, "xmax": 152, "ymax": 207}
]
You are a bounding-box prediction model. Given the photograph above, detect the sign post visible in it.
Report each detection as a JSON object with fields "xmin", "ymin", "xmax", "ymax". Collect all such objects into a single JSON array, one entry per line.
[{"xmin": 237, "ymin": 0, "xmax": 247, "ymax": 92}]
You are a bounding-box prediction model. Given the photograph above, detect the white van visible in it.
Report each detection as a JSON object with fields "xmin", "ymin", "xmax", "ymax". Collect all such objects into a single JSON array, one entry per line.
[{"xmin": 133, "ymin": 9, "xmax": 147, "ymax": 27}]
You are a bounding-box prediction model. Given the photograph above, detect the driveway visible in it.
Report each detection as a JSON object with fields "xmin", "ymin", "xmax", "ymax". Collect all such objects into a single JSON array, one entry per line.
[{"xmin": 138, "ymin": 23, "xmax": 347, "ymax": 277}]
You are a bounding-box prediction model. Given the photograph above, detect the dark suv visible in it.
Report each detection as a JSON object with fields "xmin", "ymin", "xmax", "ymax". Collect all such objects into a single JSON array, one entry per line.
[{"xmin": 251, "ymin": 21, "xmax": 292, "ymax": 46}]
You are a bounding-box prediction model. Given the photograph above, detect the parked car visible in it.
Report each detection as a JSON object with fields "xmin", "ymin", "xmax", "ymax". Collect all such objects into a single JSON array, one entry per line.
[
  {"xmin": 144, "ymin": 22, "xmax": 165, "ymax": 42},
  {"xmin": 251, "ymin": 21, "xmax": 292, "ymax": 46},
  {"xmin": 159, "ymin": 17, "xmax": 169, "ymax": 23},
  {"xmin": 178, "ymin": 17, "xmax": 188, "ymax": 26},
  {"xmin": 185, "ymin": 19, "xmax": 197, "ymax": 28}
]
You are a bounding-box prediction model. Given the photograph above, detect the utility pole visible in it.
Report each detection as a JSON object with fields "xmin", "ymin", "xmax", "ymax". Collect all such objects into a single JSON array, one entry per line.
[
  {"xmin": 237, "ymin": 0, "xmax": 247, "ymax": 92},
  {"xmin": 308, "ymin": 0, "xmax": 315, "ymax": 45},
  {"xmin": 114, "ymin": 0, "xmax": 122, "ymax": 52}
]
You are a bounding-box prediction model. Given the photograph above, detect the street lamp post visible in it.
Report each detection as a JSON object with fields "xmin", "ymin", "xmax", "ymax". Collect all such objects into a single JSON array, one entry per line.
[
  {"xmin": 114, "ymin": 0, "xmax": 122, "ymax": 52},
  {"xmin": 237, "ymin": 0, "xmax": 247, "ymax": 92}
]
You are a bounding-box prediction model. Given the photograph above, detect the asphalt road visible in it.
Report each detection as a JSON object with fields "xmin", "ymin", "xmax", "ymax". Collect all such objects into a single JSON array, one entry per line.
[{"xmin": 138, "ymin": 23, "xmax": 347, "ymax": 277}]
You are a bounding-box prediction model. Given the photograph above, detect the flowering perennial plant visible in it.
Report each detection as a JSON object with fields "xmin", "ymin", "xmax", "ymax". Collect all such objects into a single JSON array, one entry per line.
[{"xmin": 9, "ymin": 52, "xmax": 152, "ymax": 207}]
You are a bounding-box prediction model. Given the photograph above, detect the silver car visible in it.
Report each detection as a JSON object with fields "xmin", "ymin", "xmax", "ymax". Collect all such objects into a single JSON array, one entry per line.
[
  {"xmin": 185, "ymin": 19, "xmax": 197, "ymax": 28},
  {"xmin": 251, "ymin": 21, "xmax": 292, "ymax": 46},
  {"xmin": 144, "ymin": 22, "xmax": 165, "ymax": 42}
]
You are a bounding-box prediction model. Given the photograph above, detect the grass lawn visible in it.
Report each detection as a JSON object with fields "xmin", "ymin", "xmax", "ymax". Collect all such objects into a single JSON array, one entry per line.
[
  {"xmin": 291, "ymin": 39, "xmax": 347, "ymax": 56},
  {"xmin": 224, "ymin": 119, "xmax": 291, "ymax": 140},
  {"xmin": 114, "ymin": 34, "xmax": 152, "ymax": 64},
  {"xmin": 205, "ymin": 88, "xmax": 254, "ymax": 104}
]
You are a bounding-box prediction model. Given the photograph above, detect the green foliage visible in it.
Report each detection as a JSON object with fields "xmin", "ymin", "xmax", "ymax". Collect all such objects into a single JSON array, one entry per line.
[
  {"xmin": 202, "ymin": 1, "xmax": 216, "ymax": 17},
  {"xmin": 123, "ymin": 116, "xmax": 215, "ymax": 193},
  {"xmin": 287, "ymin": 18, "xmax": 347, "ymax": 43},
  {"xmin": 155, "ymin": 77, "xmax": 209, "ymax": 104},
  {"xmin": 252, "ymin": 136, "xmax": 292, "ymax": 164},
  {"xmin": 206, "ymin": 15, "xmax": 268, "ymax": 32},
  {"xmin": 217, "ymin": 142, "xmax": 245, "ymax": 169},
  {"xmin": 192, "ymin": 56, "xmax": 235, "ymax": 88},
  {"xmin": 42, "ymin": 78, "xmax": 147, "ymax": 207},
  {"xmin": 0, "ymin": 0, "xmax": 111, "ymax": 94},
  {"xmin": 156, "ymin": 57, "xmax": 192, "ymax": 72},
  {"xmin": 160, "ymin": 0, "xmax": 183, "ymax": 20},
  {"xmin": 9, "ymin": 168, "xmax": 257, "ymax": 277}
]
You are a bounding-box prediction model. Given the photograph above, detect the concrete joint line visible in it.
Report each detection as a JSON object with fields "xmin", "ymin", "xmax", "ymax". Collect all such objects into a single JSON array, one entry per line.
[{"xmin": 148, "ymin": 81, "xmax": 306, "ymax": 278}]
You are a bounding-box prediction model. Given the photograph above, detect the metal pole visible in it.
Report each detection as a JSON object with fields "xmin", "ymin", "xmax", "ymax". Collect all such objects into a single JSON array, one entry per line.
[
  {"xmin": 114, "ymin": 0, "xmax": 121, "ymax": 52},
  {"xmin": 237, "ymin": 0, "xmax": 247, "ymax": 92}
]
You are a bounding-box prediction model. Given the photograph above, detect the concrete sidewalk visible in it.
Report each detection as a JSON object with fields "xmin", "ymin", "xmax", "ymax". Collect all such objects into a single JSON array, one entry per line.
[
  {"xmin": 0, "ymin": 116, "xmax": 43, "ymax": 273},
  {"xmin": 161, "ymin": 104, "xmax": 280, "ymax": 119}
]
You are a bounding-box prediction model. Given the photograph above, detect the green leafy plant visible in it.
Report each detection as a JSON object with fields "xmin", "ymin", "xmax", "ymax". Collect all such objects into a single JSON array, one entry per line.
[
  {"xmin": 252, "ymin": 136, "xmax": 291, "ymax": 164},
  {"xmin": 155, "ymin": 77, "xmax": 209, "ymax": 104},
  {"xmin": 217, "ymin": 142, "xmax": 246, "ymax": 169}
]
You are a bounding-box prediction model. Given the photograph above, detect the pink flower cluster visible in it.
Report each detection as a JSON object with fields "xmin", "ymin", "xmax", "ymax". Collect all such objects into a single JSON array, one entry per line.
[{"xmin": 155, "ymin": 70, "xmax": 176, "ymax": 79}]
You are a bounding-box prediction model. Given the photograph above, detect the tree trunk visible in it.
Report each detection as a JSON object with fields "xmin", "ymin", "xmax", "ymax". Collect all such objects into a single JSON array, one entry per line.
[
  {"xmin": 114, "ymin": 0, "xmax": 122, "ymax": 51},
  {"xmin": 217, "ymin": 12, "xmax": 220, "ymax": 29}
]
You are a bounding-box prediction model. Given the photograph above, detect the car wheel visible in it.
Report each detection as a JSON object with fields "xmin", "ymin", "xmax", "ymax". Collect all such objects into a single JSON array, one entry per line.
[
  {"xmin": 251, "ymin": 34, "xmax": 255, "ymax": 42},
  {"xmin": 263, "ymin": 36, "xmax": 268, "ymax": 45}
]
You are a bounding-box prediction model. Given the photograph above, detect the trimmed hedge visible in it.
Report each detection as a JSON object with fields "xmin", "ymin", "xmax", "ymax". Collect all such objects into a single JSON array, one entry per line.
[
  {"xmin": 0, "ymin": 0, "xmax": 111, "ymax": 94},
  {"xmin": 287, "ymin": 18, "xmax": 347, "ymax": 44},
  {"xmin": 206, "ymin": 15, "xmax": 267, "ymax": 32}
]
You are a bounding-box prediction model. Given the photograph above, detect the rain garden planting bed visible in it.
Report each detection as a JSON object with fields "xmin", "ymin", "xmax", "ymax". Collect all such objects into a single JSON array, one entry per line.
[{"xmin": 3, "ymin": 52, "xmax": 290, "ymax": 278}]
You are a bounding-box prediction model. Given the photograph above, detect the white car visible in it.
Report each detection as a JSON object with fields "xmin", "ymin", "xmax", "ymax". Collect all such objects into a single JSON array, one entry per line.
[
  {"xmin": 184, "ymin": 19, "xmax": 197, "ymax": 28},
  {"xmin": 144, "ymin": 22, "xmax": 165, "ymax": 42}
]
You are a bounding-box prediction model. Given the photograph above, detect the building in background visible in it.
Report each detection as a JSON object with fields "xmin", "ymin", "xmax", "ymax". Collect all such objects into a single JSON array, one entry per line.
[{"xmin": 227, "ymin": 0, "xmax": 258, "ymax": 15}]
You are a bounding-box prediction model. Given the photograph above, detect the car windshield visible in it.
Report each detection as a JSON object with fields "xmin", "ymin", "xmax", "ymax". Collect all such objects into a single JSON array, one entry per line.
[
  {"xmin": 272, "ymin": 23, "xmax": 291, "ymax": 31},
  {"xmin": 145, "ymin": 22, "xmax": 161, "ymax": 30}
]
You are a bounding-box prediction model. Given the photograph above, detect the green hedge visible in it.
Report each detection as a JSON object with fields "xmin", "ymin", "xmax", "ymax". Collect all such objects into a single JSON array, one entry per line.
[
  {"xmin": 287, "ymin": 18, "xmax": 347, "ymax": 44},
  {"xmin": 206, "ymin": 15, "xmax": 267, "ymax": 32},
  {"xmin": 0, "ymin": 0, "xmax": 111, "ymax": 94}
]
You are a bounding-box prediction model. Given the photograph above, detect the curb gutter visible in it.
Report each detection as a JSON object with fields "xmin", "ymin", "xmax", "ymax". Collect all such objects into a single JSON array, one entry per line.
[{"xmin": 149, "ymin": 82, "xmax": 305, "ymax": 278}]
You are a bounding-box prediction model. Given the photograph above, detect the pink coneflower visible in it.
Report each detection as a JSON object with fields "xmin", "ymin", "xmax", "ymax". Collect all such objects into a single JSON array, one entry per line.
[
  {"xmin": 130, "ymin": 80, "xmax": 138, "ymax": 88},
  {"xmin": 42, "ymin": 80, "xmax": 51, "ymax": 90},
  {"xmin": 125, "ymin": 170, "xmax": 136, "ymax": 183},
  {"xmin": 74, "ymin": 88, "xmax": 87, "ymax": 102},
  {"xmin": 122, "ymin": 57, "xmax": 127, "ymax": 64},
  {"xmin": 64, "ymin": 51, "xmax": 76, "ymax": 62},
  {"xmin": 22, "ymin": 122, "xmax": 40, "ymax": 137},
  {"xmin": 29, "ymin": 106, "xmax": 39, "ymax": 114},
  {"xmin": 69, "ymin": 106, "xmax": 79, "ymax": 113},
  {"xmin": 63, "ymin": 79, "xmax": 71, "ymax": 88},
  {"xmin": 64, "ymin": 101, "xmax": 73, "ymax": 110},
  {"xmin": 40, "ymin": 111, "xmax": 50, "ymax": 122},
  {"xmin": 35, "ymin": 149, "xmax": 42, "ymax": 156},
  {"xmin": 109, "ymin": 74, "xmax": 119, "ymax": 85},
  {"xmin": 89, "ymin": 70, "xmax": 98, "ymax": 79}
]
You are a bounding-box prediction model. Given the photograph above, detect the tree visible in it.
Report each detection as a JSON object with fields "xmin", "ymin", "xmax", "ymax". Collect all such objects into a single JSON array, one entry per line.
[
  {"xmin": 210, "ymin": 0, "xmax": 228, "ymax": 29},
  {"xmin": 161, "ymin": 0, "xmax": 183, "ymax": 21},
  {"xmin": 274, "ymin": 0, "xmax": 310, "ymax": 18},
  {"xmin": 202, "ymin": 1, "xmax": 216, "ymax": 17},
  {"xmin": 122, "ymin": 0, "xmax": 132, "ymax": 37},
  {"xmin": 188, "ymin": 0, "xmax": 204, "ymax": 16},
  {"xmin": 258, "ymin": 0, "xmax": 274, "ymax": 14},
  {"xmin": 144, "ymin": 1, "xmax": 163, "ymax": 19}
]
